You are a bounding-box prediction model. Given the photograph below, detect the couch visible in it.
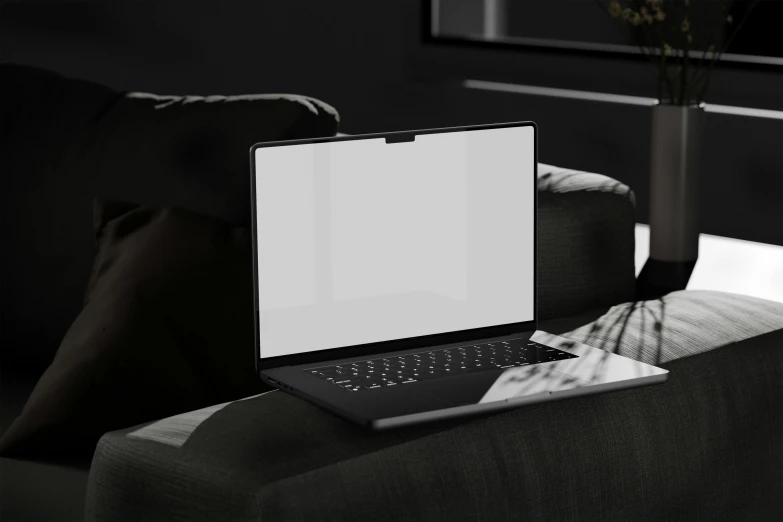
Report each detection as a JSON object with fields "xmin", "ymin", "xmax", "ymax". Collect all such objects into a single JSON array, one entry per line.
[{"xmin": 1, "ymin": 65, "xmax": 781, "ymax": 521}]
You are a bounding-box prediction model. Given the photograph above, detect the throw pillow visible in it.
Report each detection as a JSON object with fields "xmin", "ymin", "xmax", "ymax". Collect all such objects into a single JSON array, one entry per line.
[
  {"xmin": 0, "ymin": 200, "xmax": 269, "ymax": 458},
  {"xmin": 1, "ymin": 64, "xmax": 340, "ymax": 375}
]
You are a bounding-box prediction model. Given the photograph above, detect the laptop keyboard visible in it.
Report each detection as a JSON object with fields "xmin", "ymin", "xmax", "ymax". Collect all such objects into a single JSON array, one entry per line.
[{"xmin": 306, "ymin": 339, "xmax": 579, "ymax": 392}]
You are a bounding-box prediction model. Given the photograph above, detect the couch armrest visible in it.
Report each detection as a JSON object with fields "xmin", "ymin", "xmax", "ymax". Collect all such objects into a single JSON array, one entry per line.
[
  {"xmin": 85, "ymin": 292, "xmax": 783, "ymax": 522},
  {"xmin": 537, "ymin": 163, "xmax": 636, "ymax": 319}
]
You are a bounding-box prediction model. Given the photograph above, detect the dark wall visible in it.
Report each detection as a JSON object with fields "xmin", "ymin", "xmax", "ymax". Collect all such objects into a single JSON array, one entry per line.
[
  {"xmin": 0, "ymin": 0, "xmax": 424, "ymax": 133},
  {"xmin": 2, "ymin": 0, "xmax": 781, "ymax": 244}
]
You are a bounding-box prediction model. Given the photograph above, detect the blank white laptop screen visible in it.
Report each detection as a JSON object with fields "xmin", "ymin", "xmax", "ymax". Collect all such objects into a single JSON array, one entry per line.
[{"xmin": 254, "ymin": 125, "xmax": 535, "ymax": 359}]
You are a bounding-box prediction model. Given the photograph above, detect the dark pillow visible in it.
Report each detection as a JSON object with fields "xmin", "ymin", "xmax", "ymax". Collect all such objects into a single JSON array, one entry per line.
[
  {"xmin": 0, "ymin": 200, "xmax": 269, "ymax": 458},
  {"xmin": 0, "ymin": 64, "xmax": 340, "ymax": 374}
]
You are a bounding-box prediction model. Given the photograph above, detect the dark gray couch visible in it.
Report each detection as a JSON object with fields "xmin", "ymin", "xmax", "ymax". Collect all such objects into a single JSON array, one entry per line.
[
  {"xmin": 83, "ymin": 292, "xmax": 783, "ymax": 522},
  {"xmin": 2, "ymin": 65, "xmax": 781, "ymax": 522}
]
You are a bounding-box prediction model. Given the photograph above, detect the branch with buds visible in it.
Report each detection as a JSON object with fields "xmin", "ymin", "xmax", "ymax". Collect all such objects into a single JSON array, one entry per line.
[{"xmin": 600, "ymin": 0, "xmax": 758, "ymax": 105}]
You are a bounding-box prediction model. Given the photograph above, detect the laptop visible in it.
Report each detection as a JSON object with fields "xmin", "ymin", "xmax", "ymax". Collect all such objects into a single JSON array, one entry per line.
[{"xmin": 249, "ymin": 122, "xmax": 668, "ymax": 429}]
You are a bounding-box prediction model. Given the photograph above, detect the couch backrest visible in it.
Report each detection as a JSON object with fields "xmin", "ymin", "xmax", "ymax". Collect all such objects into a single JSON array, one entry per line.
[{"xmin": 0, "ymin": 64, "xmax": 340, "ymax": 373}]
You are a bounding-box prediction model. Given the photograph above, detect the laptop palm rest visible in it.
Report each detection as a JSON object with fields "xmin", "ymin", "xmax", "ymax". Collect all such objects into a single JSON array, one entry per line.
[{"xmin": 412, "ymin": 370, "xmax": 507, "ymax": 407}]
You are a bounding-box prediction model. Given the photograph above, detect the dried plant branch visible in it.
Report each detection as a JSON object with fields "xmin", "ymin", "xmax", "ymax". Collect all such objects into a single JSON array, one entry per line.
[
  {"xmin": 689, "ymin": 0, "xmax": 734, "ymax": 100},
  {"xmin": 653, "ymin": 12, "xmax": 675, "ymax": 102},
  {"xmin": 698, "ymin": 0, "xmax": 759, "ymax": 102},
  {"xmin": 596, "ymin": 0, "xmax": 659, "ymax": 67},
  {"xmin": 598, "ymin": 0, "xmax": 757, "ymax": 105}
]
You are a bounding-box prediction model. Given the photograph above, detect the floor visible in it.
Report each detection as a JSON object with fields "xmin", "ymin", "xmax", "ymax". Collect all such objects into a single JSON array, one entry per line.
[{"xmin": 634, "ymin": 224, "xmax": 783, "ymax": 304}]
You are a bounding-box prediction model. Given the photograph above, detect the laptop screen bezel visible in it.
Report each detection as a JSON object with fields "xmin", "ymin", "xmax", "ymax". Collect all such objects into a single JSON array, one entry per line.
[{"xmin": 250, "ymin": 121, "xmax": 538, "ymax": 372}]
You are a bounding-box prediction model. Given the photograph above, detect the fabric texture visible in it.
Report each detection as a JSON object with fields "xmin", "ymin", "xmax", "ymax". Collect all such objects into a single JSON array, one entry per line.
[
  {"xmin": 0, "ymin": 307, "xmax": 611, "ymax": 522},
  {"xmin": 0, "ymin": 456, "xmax": 91, "ymax": 522},
  {"xmin": 0, "ymin": 201, "xmax": 271, "ymax": 458},
  {"xmin": 0, "ymin": 64, "xmax": 340, "ymax": 375},
  {"xmin": 565, "ymin": 289, "xmax": 783, "ymax": 365},
  {"xmin": 536, "ymin": 163, "xmax": 636, "ymax": 320},
  {"xmin": 86, "ymin": 291, "xmax": 783, "ymax": 521}
]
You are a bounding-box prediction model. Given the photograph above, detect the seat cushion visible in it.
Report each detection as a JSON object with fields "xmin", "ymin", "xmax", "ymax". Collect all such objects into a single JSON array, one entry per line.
[
  {"xmin": 85, "ymin": 291, "xmax": 783, "ymax": 521},
  {"xmin": 0, "ymin": 337, "xmax": 90, "ymax": 522},
  {"xmin": 0, "ymin": 457, "xmax": 90, "ymax": 522}
]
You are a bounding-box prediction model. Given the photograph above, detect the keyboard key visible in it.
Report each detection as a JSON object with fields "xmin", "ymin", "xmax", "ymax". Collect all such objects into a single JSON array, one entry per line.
[{"xmin": 306, "ymin": 339, "xmax": 578, "ymax": 392}]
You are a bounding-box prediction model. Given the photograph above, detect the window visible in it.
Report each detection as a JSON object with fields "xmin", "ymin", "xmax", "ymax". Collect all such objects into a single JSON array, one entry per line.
[{"xmin": 429, "ymin": 0, "xmax": 783, "ymax": 66}]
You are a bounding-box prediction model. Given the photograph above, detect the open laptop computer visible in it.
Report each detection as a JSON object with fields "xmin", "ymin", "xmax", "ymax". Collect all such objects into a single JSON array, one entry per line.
[{"xmin": 249, "ymin": 121, "xmax": 668, "ymax": 429}]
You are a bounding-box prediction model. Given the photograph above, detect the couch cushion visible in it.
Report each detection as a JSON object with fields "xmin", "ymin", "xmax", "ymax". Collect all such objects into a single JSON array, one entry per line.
[
  {"xmin": 0, "ymin": 201, "xmax": 271, "ymax": 459},
  {"xmin": 85, "ymin": 291, "xmax": 783, "ymax": 521},
  {"xmin": 537, "ymin": 163, "xmax": 636, "ymax": 320},
  {"xmin": 0, "ymin": 65, "xmax": 120, "ymax": 375},
  {"xmin": 564, "ymin": 289, "xmax": 783, "ymax": 365},
  {"xmin": 0, "ymin": 456, "xmax": 90, "ymax": 522},
  {"xmin": 0, "ymin": 65, "xmax": 340, "ymax": 374}
]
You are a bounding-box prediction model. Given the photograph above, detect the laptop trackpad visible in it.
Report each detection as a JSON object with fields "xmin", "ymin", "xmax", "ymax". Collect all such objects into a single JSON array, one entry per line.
[{"xmin": 413, "ymin": 370, "xmax": 509, "ymax": 406}]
